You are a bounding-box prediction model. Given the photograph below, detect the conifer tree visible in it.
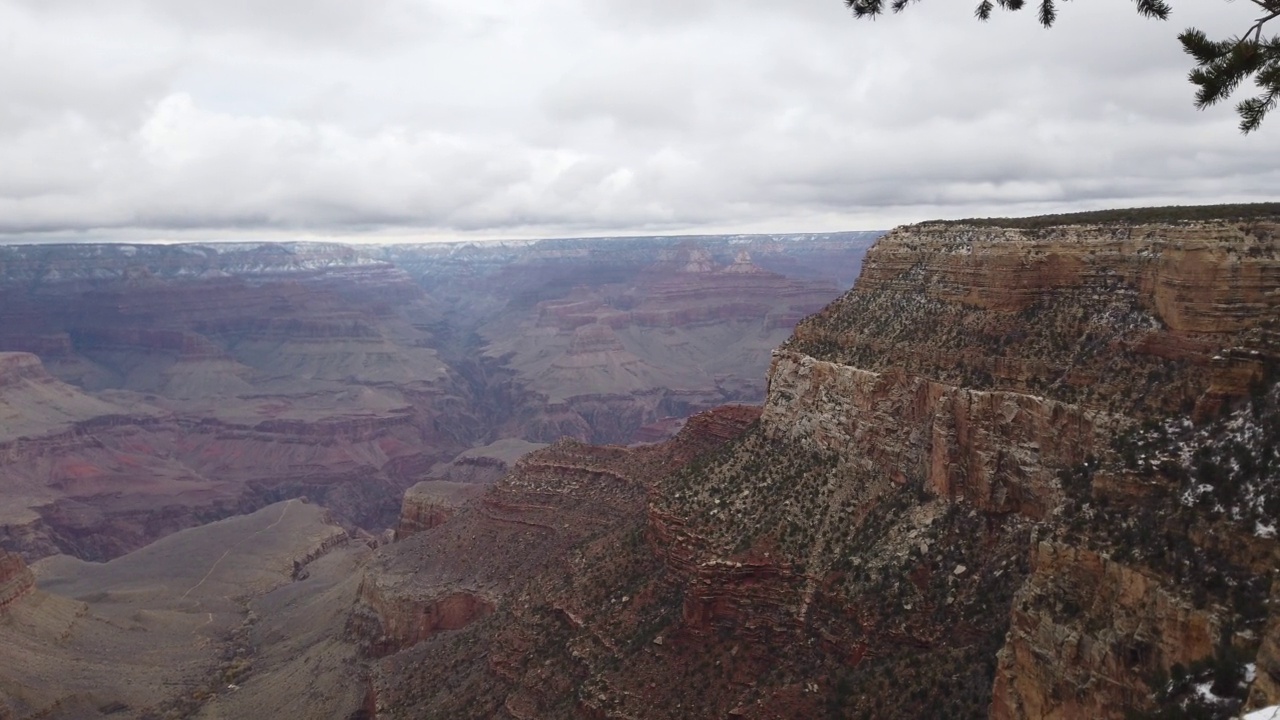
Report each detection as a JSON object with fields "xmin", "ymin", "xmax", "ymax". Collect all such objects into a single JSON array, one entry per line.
[{"xmin": 843, "ymin": 0, "xmax": 1280, "ymax": 133}]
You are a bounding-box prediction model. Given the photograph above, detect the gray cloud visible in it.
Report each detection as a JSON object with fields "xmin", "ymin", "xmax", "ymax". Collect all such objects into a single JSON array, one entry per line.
[{"xmin": 0, "ymin": 0, "xmax": 1274, "ymax": 242}]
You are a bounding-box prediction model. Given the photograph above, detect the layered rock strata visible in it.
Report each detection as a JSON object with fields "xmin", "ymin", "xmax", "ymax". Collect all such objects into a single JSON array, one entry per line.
[
  {"xmin": 353, "ymin": 406, "xmax": 761, "ymax": 713},
  {"xmin": 775, "ymin": 217, "xmax": 1280, "ymax": 718},
  {"xmin": 353, "ymin": 210, "xmax": 1279, "ymax": 719},
  {"xmin": 0, "ymin": 234, "xmax": 871, "ymax": 563},
  {"xmin": 395, "ymin": 481, "xmax": 488, "ymax": 540}
]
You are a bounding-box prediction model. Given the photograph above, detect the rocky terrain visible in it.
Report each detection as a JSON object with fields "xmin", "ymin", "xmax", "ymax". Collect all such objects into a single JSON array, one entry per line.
[
  {"xmin": 0, "ymin": 500, "xmax": 368, "ymax": 720},
  {"xmin": 341, "ymin": 206, "xmax": 1280, "ymax": 719},
  {"xmin": 0, "ymin": 234, "xmax": 871, "ymax": 564},
  {"xmin": 6, "ymin": 208, "xmax": 1279, "ymax": 719}
]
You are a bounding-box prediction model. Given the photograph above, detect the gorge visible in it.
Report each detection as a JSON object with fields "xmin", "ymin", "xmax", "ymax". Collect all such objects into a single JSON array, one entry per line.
[{"xmin": 1, "ymin": 207, "xmax": 1278, "ymax": 719}]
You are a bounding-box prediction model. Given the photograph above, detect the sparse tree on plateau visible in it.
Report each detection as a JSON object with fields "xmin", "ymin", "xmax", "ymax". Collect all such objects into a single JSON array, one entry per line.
[{"xmin": 843, "ymin": 0, "xmax": 1280, "ymax": 133}]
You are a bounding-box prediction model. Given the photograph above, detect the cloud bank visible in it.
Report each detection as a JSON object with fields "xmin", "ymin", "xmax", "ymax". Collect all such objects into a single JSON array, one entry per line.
[{"xmin": 0, "ymin": 0, "xmax": 1275, "ymax": 241}]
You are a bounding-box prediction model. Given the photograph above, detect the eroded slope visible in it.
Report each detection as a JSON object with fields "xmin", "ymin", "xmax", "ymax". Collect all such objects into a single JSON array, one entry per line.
[{"xmin": 353, "ymin": 212, "xmax": 1280, "ymax": 719}]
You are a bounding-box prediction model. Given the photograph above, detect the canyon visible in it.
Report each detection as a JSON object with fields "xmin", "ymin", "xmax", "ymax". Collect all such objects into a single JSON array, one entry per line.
[
  {"xmin": 2, "ymin": 206, "xmax": 1279, "ymax": 719},
  {"xmin": 346, "ymin": 207, "xmax": 1280, "ymax": 719},
  {"xmin": 0, "ymin": 233, "xmax": 874, "ymax": 566}
]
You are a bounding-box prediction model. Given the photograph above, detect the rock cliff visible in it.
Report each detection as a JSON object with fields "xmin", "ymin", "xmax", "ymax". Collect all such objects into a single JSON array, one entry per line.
[
  {"xmin": 395, "ymin": 481, "xmax": 488, "ymax": 540},
  {"xmin": 352, "ymin": 406, "xmax": 761, "ymax": 715},
  {"xmin": 772, "ymin": 214, "xmax": 1280, "ymax": 718},
  {"xmin": 351, "ymin": 207, "xmax": 1279, "ymax": 719},
  {"xmin": 0, "ymin": 552, "xmax": 33, "ymax": 613},
  {"xmin": 787, "ymin": 219, "xmax": 1278, "ymax": 416}
]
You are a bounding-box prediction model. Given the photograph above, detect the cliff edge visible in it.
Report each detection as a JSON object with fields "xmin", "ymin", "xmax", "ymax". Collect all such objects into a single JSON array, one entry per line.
[{"xmin": 350, "ymin": 209, "xmax": 1280, "ymax": 719}]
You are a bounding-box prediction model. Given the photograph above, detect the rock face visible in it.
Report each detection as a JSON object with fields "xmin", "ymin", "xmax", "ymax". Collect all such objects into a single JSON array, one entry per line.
[
  {"xmin": 763, "ymin": 351, "xmax": 1113, "ymax": 518},
  {"xmin": 991, "ymin": 540, "xmax": 1220, "ymax": 718},
  {"xmin": 1253, "ymin": 580, "xmax": 1280, "ymax": 710},
  {"xmin": 0, "ymin": 552, "xmax": 33, "ymax": 612},
  {"xmin": 348, "ymin": 208, "xmax": 1279, "ymax": 719},
  {"xmin": 350, "ymin": 406, "xmax": 761, "ymax": 714},
  {"xmin": 777, "ymin": 215, "xmax": 1280, "ymax": 718},
  {"xmin": 788, "ymin": 220, "xmax": 1278, "ymax": 416},
  {"xmin": 396, "ymin": 481, "xmax": 488, "ymax": 539}
]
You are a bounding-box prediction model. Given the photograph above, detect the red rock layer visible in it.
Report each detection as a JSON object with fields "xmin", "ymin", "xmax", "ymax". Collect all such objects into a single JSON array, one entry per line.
[
  {"xmin": 395, "ymin": 481, "xmax": 488, "ymax": 540},
  {"xmin": 0, "ymin": 552, "xmax": 33, "ymax": 612}
]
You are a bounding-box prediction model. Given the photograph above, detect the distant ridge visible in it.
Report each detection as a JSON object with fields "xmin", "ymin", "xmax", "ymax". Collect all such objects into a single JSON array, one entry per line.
[{"xmin": 926, "ymin": 201, "xmax": 1280, "ymax": 229}]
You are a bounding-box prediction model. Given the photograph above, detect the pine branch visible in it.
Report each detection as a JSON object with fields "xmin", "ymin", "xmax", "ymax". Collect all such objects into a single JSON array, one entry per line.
[{"xmin": 844, "ymin": 0, "xmax": 1280, "ymax": 132}]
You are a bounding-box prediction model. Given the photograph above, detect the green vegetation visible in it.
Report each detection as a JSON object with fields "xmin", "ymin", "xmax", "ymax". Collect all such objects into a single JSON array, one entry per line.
[
  {"xmin": 659, "ymin": 423, "xmax": 1035, "ymax": 718},
  {"xmin": 1128, "ymin": 644, "xmax": 1255, "ymax": 719}
]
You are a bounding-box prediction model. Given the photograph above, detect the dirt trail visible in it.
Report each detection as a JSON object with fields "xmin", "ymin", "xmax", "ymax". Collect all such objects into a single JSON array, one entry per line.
[{"xmin": 180, "ymin": 500, "xmax": 295, "ymax": 602}]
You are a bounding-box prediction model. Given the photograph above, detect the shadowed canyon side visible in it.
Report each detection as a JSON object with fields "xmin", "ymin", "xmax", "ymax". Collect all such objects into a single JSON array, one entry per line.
[
  {"xmin": 0, "ymin": 235, "xmax": 872, "ymax": 563},
  {"xmin": 345, "ymin": 210, "xmax": 1279, "ymax": 719}
]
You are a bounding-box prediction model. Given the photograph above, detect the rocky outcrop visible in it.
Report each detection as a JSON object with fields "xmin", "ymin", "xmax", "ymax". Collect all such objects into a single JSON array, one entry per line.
[
  {"xmin": 0, "ymin": 353, "xmax": 54, "ymax": 389},
  {"xmin": 355, "ymin": 406, "xmax": 762, "ymax": 715},
  {"xmin": 788, "ymin": 219, "xmax": 1279, "ymax": 416},
  {"xmin": 764, "ymin": 351, "xmax": 1114, "ymax": 519},
  {"xmin": 291, "ymin": 520, "xmax": 353, "ymax": 579},
  {"xmin": 1252, "ymin": 579, "xmax": 1280, "ymax": 710},
  {"xmin": 395, "ymin": 481, "xmax": 488, "ymax": 540},
  {"xmin": 991, "ymin": 541, "xmax": 1220, "ymax": 719},
  {"xmin": 0, "ymin": 552, "xmax": 33, "ymax": 612},
  {"xmin": 768, "ymin": 216, "xmax": 1280, "ymax": 718},
  {"xmin": 350, "ymin": 578, "xmax": 495, "ymax": 657},
  {"xmin": 679, "ymin": 403, "xmax": 761, "ymax": 443}
]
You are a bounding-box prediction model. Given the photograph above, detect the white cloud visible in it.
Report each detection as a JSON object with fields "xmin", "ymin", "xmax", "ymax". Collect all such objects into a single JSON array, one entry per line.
[{"xmin": 0, "ymin": 0, "xmax": 1275, "ymax": 242}]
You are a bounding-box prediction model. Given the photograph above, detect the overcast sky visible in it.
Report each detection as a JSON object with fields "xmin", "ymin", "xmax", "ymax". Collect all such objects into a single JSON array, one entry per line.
[{"xmin": 0, "ymin": 0, "xmax": 1275, "ymax": 242}]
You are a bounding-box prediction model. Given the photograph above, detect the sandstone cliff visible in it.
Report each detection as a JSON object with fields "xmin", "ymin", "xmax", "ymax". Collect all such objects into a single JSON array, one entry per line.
[
  {"xmin": 353, "ymin": 406, "xmax": 761, "ymax": 715},
  {"xmin": 772, "ymin": 216, "xmax": 1280, "ymax": 718},
  {"xmin": 787, "ymin": 219, "xmax": 1278, "ymax": 416},
  {"xmin": 395, "ymin": 480, "xmax": 488, "ymax": 540},
  {"xmin": 352, "ymin": 208, "xmax": 1279, "ymax": 719}
]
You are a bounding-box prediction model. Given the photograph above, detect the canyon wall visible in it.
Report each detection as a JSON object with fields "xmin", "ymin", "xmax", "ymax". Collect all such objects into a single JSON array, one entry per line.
[
  {"xmin": 350, "ymin": 210, "xmax": 1279, "ymax": 719},
  {"xmin": 775, "ymin": 217, "xmax": 1279, "ymax": 718},
  {"xmin": 395, "ymin": 481, "xmax": 488, "ymax": 539},
  {"xmin": 0, "ymin": 235, "xmax": 871, "ymax": 562},
  {"xmin": 5, "ymin": 214, "xmax": 1276, "ymax": 717},
  {"xmin": 0, "ymin": 233, "xmax": 864, "ymax": 716}
]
